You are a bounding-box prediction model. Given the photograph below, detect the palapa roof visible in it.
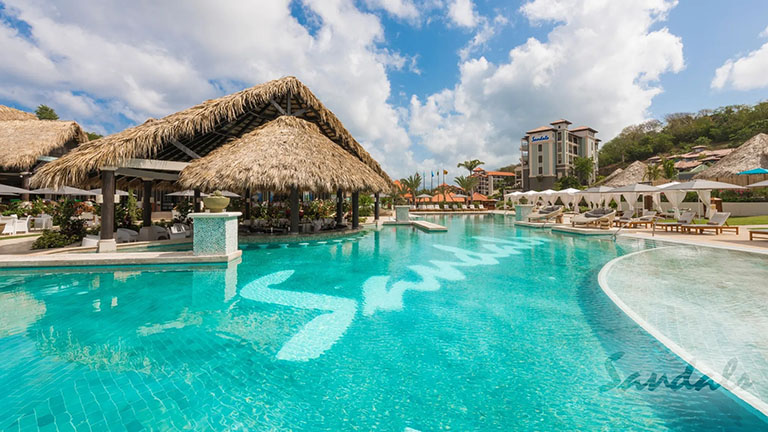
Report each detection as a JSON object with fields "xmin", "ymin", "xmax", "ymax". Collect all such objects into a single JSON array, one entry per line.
[
  {"xmin": 695, "ymin": 133, "xmax": 768, "ymax": 179},
  {"xmin": 32, "ymin": 76, "xmax": 392, "ymax": 189},
  {"xmin": 601, "ymin": 160, "xmax": 648, "ymax": 187},
  {"xmin": 178, "ymin": 116, "xmax": 390, "ymax": 193},
  {"xmin": 0, "ymin": 105, "xmax": 37, "ymax": 121},
  {"xmin": 0, "ymin": 106, "xmax": 89, "ymax": 170}
]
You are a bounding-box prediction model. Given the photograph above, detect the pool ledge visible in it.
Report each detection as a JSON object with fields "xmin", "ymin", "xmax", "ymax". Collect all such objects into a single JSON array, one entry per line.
[
  {"xmin": 597, "ymin": 247, "xmax": 768, "ymax": 418},
  {"xmin": 0, "ymin": 250, "xmax": 241, "ymax": 269}
]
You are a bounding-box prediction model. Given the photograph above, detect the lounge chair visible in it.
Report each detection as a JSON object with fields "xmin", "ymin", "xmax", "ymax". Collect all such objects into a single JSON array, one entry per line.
[
  {"xmin": 14, "ymin": 216, "xmax": 30, "ymax": 234},
  {"xmin": 478, "ymin": 204, "xmax": 485, "ymax": 210},
  {"xmin": 81, "ymin": 235, "xmax": 99, "ymax": 247},
  {"xmin": 116, "ymin": 228, "xmax": 139, "ymax": 243},
  {"xmin": 655, "ymin": 211, "xmax": 694, "ymax": 232},
  {"xmin": 451, "ymin": 204, "xmax": 458, "ymax": 211},
  {"xmin": 616, "ymin": 210, "xmax": 657, "ymax": 228},
  {"xmin": 461, "ymin": 205, "xmax": 468, "ymax": 210},
  {"xmin": 680, "ymin": 212, "xmax": 738, "ymax": 235},
  {"xmin": 0, "ymin": 215, "xmax": 17, "ymax": 235},
  {"xmin": 749, "ymin": 229, "xmax": 768, "ymax": 241},
  {"xmin": 571, "ymin": 208, "xmax": 616, "ymax": 229},
  {"xmin": 169, "ymin": 223, "xmax": 188, "ymax": 240},
  {"xmin": 527, "ymin": 205, "xmax": 563, "ymax": 223}
]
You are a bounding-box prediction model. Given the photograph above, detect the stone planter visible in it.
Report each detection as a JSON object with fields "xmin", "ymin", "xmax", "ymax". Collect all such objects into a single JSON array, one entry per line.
[
  {"xmin": 203, "ymin": 195, "xmax": 230, "ymax": 213},
  {"xmin": 395, "ymin": 205, "xmax": 410, "ymax": 222},
  {"xmin": 514, "ymin": 204, "xmax": 534, "ymax": 222}
]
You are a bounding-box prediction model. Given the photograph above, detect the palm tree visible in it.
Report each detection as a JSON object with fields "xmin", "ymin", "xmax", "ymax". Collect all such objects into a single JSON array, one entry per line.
[
  {"xmin": 454, "ymin": 175, "xmax": 479, "ymax": 204},
  {"xmin": 644, "ymin": 163, "xmax": 662, "ymax": 182},
  {"xmin": 661, "ymin": 157, "xmax": 677, "ymax": 180},
  {"xmin": 401, "ymin": 173, "xmax": 422, "ymax": 205},
  {"xmin": 457, "ymin": 159, "xmax": 485, "ymax": 175}
]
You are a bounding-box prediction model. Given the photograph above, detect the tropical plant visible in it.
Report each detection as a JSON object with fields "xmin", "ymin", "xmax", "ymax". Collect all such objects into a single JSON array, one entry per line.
[
  {"xmin": 35, "ymin": 104, "xmax": 59, "ymax": 120},
  {"xmin": 644, "ymin": 163, "xmax": 662, "ymax": 182},
  {"xmin": 572, "ymin": 156, "xmax": 594, "ymax": 185},
  {"xmin": 454, "ymin": 175, "xmax": 479, "ymax": 203},
  {"xmin": 662, "ymin": 157, "xmax": 677, "ymax": 179},
  {"xmin": 400, "ymin": 173, "xmax": 422, "ymax": 204},
  {"xmin": 457, "ymin": 159, "xmax": 485, "ymax": 175},
  {"xmin": 555, "ymin": 175, "xmax": 580, "ymax": 190}
]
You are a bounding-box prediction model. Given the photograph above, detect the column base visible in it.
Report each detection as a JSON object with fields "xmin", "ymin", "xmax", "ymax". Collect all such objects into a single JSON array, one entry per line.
[{"xmin": 97, "ymin": 239, "xmax": 117, "ymax": 253}]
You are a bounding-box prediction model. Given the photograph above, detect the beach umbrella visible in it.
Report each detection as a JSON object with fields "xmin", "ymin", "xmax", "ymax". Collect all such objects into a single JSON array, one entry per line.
[
  {"xmin": 0, "ymin": 191, "xmax": 18, "ymax": 196},
  {"xmin": 738, "ymin": 167, "xmax": 768, "ymax": 175},
  {"xmin": 90, "ymin": 188, "xmax": 130, "ymax": 196},
  {"xmin": 664, "ymin": 180, "xmax": 744, "ymax": 217},
  {"xmin": 609, "ymin": 183, "xmax": 659, "ymax": 215},
  {"xmin": 0, "ymin": 183, "xmax": 29, "ymax": 195},
  {"xmin": 746, "ymin": 179, "xmax": 768, "ymax": 188},
  {"xmin": 30, "ymin": 186, "xmax": 96, "ymax": 196},
  {"xmin": 167, "ymin": 190, "xmax": 208, "ymax": 197},
  {"xmin": 219, "ymin": 190, "xmax": 241, "ymax": 198}
]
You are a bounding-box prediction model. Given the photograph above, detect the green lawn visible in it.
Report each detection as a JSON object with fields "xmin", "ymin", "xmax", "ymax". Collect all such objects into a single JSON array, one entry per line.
[{"xmin": 659, "ymin": 215, "xmax": 768, "ymax": 226}]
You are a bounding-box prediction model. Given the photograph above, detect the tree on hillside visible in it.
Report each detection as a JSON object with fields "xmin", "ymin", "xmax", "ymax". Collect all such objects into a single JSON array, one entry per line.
[
  {"xmin": 35, "ymin": 104, "xmax": 59, "ymax": 120},
  {"xmin": 555, "ymin": 175, "xmax": 580, "ymax": 190},
  {"xmin": 454, "ymin": 175, "xmax": 479, "ymax": 204},
  {"xmin": 573, "ymin": 156, "xmax": 594, "ymax": 185},
  {"xmin": 457, "ymin": 159, "xmax": 484, "ymax": 175},
  {"xmin": 86, "ymin": 132, "xmax": 103, "ymax": 141}
]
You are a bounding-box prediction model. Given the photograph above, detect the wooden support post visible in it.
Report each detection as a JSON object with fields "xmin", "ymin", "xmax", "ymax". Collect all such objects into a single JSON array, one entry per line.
[
  {"xmin": 336, "ymin": 188, "xmax": 343, "ymax": 226},
  {"xmin": 290, "ymin": 187, "xmax": 300, "ymax": 233},
  {"xmin": 100, "ymin": 169, "xmax": 116, "ymax": 240},
  {"xmin": 352, "ymin": 191, "xmax": 359, "ymax": 229},
  {"xmin": 374, "ymin": 192, "xmax": 380, "ymax": 221},
  {"xmin": 245, "ymin": 188, "xmax": 251, "ymax": 220},
  {"xmin": 21, "ymin": 174, "xmax": 30, "ymax": 201},
  {"xmin": 194, "ymin": 189, "xmax": 202, "ymax": 213},
  {"xmin": 142, "ymin": 180, "xmax": 152, "ymax": 227}
]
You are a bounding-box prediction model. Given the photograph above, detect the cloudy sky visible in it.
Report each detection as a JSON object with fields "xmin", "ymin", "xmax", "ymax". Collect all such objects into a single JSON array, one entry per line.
[{"xmin": 1, "ymin": 0, "xmax": 767, "ymax": 179}]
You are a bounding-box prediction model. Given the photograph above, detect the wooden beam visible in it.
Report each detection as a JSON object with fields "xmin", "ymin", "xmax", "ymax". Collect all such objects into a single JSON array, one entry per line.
[
  {"xmin": 290, "ymin": 108, "xmax": 307, "ymax": 117},
  {"xmin": 287, "ymin": 90, "xmax": 292, "ymax": 115},
  {"xmin": 170, "ymin": 138, "xmax": 201, "ymax": 159},
  {"xmin": 270, "ymin": 98, "xmax": 286, "ymax": 115},
  {"xmin": 122, "ymin": 159, "xmax": 189, "ymax": 172},
  {"xmin": 116, "ymin": 167, "xmax": 179, "ymax": 181}
]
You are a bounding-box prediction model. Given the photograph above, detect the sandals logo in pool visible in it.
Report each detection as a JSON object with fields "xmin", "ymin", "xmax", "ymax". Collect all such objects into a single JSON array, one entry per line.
[{"xmin": 240, "ymin": 236, "xmax": 549, "ymax": 361}]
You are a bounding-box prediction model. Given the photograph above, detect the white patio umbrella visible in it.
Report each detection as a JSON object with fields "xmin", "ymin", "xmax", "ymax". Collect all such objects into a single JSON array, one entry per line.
[
  {"xmin": 609, "ymin": 183, "xmax": 659, "ymax": 216},
  {"xmin": 90, "ymin": 188, "xmax": 130, "ymax": 196},
  {"xmin": 0, "ymin": 183, "xmax": 29, "ymax": 195},
  {"xmin": 746, "ymin": 180, "xmax": 768, "ymax": 188},
  {"xmin": 664, "ymin": 180, "xmax": 745, "ymax": 217},
  {"xmin": 30, "ymin": 186, "xmax": 97, "ymax": 196},
  {"xmin": 167, "ymin": 190, "xmax": 208, "ymax": 197},
  {"xmin": 0, "ymin": 191, "xmax": 18, "ymax": 196}
]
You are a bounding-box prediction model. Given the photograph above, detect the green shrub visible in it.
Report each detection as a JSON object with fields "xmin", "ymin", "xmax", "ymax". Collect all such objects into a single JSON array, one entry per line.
[{"xmin": 32, "ymin": 231, "xmax": 78, "ymax": 249}]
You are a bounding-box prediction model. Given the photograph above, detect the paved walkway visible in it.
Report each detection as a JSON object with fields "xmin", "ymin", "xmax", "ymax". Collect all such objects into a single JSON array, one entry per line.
[{"xmin": 0, "ymin": 235, "xmax": 40, "ymax": 255}]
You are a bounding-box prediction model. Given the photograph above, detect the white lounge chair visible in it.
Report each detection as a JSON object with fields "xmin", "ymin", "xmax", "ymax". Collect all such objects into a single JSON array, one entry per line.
[
  {"xmin": 680, "ymin": 212, "xmax": 738, "ymax": 235},
  {"xmin": 469, "ymin": 204, "xmax": 476, "ymax": 210},
  {"xmin": 655, "ymin": 211, "xmax": 694, "ymax": 232},
  {"xmin": 1, "ymin": 215, "xmax": 17, "ymax": 235},
  {"xmin": 527, "ymin": 205, "xmax": 563, "ymax": 222},
  {"xmin": 116, "ymin": 228, "xmax": 139, "ymax": 243},
  {"xmin": 478, "ymin": 204, "xmax": 485, "ymax": 210},
  {"xmin": 14, "ymin": 216, "xmax": 30, "ymax": 234},
  {"xmin": 572, "ymin": 208, "xmax": 616, "ymax": 229},
  {"xmin": 461, "ymin": 205, "xmax": 468, "ymax": 210},
  {"xmin": 169, "ymin": 223, "xmax": 189, "ymax": 239},
  {"xmin": 81, "ymin": 235, "xmax": 99, "ymax": 247}
]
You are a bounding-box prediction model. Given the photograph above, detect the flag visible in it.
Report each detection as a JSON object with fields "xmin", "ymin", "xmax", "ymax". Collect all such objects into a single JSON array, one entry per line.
[
  {"xmin": 443, "ymin": 169, "xmax": 448, "ymax": 175},
  {"xmin": 431, "ymin": 171, "xmax": 434, "ymax": 177}
]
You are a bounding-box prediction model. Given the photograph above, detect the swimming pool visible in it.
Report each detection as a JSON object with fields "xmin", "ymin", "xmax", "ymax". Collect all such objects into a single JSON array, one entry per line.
[{"xmin": 0, "ymin": 214, "xmax": 765, "ymax": 430}]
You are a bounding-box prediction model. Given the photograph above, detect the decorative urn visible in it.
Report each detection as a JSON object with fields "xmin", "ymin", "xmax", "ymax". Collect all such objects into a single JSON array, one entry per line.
[{"xmin": 202, "ymin": 191, "xmax": 230, "ymax": 213}]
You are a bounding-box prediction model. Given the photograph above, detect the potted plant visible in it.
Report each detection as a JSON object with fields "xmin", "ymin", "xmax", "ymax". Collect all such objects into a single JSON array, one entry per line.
[{"xmin": 203, "ymin": 191, "xmax": 230, "ymax": 213}]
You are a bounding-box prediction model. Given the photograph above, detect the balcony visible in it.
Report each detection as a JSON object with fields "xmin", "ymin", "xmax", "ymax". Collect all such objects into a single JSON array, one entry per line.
[{"xmin": 520, "ymin": 143, "xmax": 529, "ymax": 151}]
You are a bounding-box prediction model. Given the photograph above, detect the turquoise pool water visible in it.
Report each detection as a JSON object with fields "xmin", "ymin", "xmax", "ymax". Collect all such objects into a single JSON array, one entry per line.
[{"xmin": 0, "ymin": 214, "xmax": 765, "ymax": 430}]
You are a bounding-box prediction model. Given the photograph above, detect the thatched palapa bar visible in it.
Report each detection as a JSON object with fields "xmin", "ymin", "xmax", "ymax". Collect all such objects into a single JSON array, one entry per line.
[
  {"xmin": 0, "ymin": 105, "xmax": 89, "ymax": 198},
  {"xmin": 31, "ymin": 76, "xmax": 393, "ymax": 250}
]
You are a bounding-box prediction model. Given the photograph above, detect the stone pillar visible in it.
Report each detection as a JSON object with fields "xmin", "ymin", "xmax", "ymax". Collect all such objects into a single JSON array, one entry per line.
[
  {"xmin": 336, "ymin": 188, "xmax": 343, "ymax": 226},
  {"xmin": 290, "ymin": 187, "xmax": 300, "ymax": 233},
  {"xmin": 244, "ymin": 188, "xmax": 251, "ymax": 220},
  {"xmin": 21, "ymin": 173, "xmax": 30, "ymax": 201},
  {"xmin": 395, "ymin": 205, "xmax": 410, "ymax": 222},
  {"xmin": 142, "ymin": 180, "xmax": 152, "ymax": 227},
  {"xmin": 188, "ymin": 212, "xmax": 242, "ymax": 257},
  {"xmin": 194, "ymin": 189, "xmax": 202, "ymax": 213},
  {"xmin": 352, "ymin": 191, "xmax": 359, "ymax": 229},
  {"xmin": 98, "ymin": 168, "xmax": 117, "ymax": 253},
  {"xmin": 374, "ymin": 192, "xmax": 380, "ymax": 221}
]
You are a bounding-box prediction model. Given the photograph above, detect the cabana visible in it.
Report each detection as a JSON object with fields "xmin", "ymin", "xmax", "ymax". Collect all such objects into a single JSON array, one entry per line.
[
  {"xmin": 664, "ymin": 180, "xmax": 744, "ymax": 217},
  {"xmin": 0, "ymin": 105, "xmax": 88, "ymax": 196},
  {"xmin": 31, "ymin": 76, "xmax": 392, "ymax": 251}
]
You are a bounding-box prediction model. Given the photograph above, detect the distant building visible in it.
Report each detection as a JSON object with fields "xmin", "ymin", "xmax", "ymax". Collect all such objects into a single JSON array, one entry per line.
[
  {"xmin": 519, "ymin": 119, "xmax": 600, "ymax": 190},
  {"xmin": 471, "ymin": 168, "xmax": 516, "ymax": 196}
]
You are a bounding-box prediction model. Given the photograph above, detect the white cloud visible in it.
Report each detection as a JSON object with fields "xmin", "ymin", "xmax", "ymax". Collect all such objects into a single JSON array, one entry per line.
[
  {"xmin": 0, "ymin": 0, "xmax": 419, "ymax": 177},
  {"xmin": 711, "ymin": 27, "xmax": 768, "ymax": 91},
  {"xmin": 448, "ymin": 0, "xmax": 480, "ymax": 28},
  {"xmin": 364, "ymin": 0, "xmax": 420, "ymax": 20},
  {"xmin": 409, "ymin": 0, "xmax": 684, "ymax": 172}
]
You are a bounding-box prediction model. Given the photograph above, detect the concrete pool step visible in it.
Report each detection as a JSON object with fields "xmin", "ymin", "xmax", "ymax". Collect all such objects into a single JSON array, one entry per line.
[
  {"xmin": 0, "ymin": 250, "xmax": 241, "ymax": 269},
  {"xmin": 381, "ymin": 219, "xmax": 448, "ymax": 232}
]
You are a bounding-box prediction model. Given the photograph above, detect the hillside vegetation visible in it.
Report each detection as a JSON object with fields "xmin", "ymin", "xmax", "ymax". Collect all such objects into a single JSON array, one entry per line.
[{"xmin": 599, "ymin": 101, "xmax": 768, "ymax": 167}]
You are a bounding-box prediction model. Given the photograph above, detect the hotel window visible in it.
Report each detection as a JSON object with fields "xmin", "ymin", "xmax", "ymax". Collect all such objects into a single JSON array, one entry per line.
[
  {"xmin": 538, "ymin": 155, "xmax": 543, "ymax": 163},
  {"xmin": 557, "ymin": 131, "xmax": 562, "ymax": 140},
  {"xmin": 538, "ymin": 144, "xmax": 542, "ymax": 152},
  {"xmin": 538, "ymin": 166, "xmax": 543, "ymax": 175}
]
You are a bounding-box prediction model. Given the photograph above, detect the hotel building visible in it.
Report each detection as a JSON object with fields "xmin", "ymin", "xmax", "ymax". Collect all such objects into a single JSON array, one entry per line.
[
  {"xmin": 519, "ymin": 119, "xmax": 600, "ymax": 190},
  {"xmin": 471, "ymin": 168, "xmax": 516, "ymax": 196}
]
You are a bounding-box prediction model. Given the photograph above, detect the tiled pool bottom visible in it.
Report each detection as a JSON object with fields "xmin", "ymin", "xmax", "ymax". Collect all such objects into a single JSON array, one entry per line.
[
  {"xmin": 1, "ymin": 215, "xmax": 767, "ymax": 430},
  {"xmin": 599, "ymin": 245, "xmax": 768, "ymax": 417}
]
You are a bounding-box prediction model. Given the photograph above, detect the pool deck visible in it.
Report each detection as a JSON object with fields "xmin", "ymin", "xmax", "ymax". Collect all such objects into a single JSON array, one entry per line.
[{"xmin": 0, "ymin": 250, "xmax": 241, "ymax": 269}]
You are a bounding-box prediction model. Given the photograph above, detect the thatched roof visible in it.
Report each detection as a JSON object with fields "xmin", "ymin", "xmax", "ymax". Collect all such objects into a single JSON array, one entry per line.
[
  {"xmin": 0, "ymin": 105, "xmax": 37, "ymax": 121},
  {"xmin": 178, "ymin": 116, "xmax": 390, "ymax": 193},
  {"xmin": 602, "ymin": 160, "xmax": 648, "ymax": 187},
  {"xmin": 695, "ymin": 133, "xmax": 768, "ymax": 179},
  {"xmin": 0, "ymin": 119, "xmax": 89, "ymax": 170},
  {"xmin": 31, "ymin": 76, "xmax": 392, "ymax": 189}
]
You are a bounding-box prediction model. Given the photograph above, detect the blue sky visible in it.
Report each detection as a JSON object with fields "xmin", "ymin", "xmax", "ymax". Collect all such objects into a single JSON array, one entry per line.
[{"xmin": 1, "ymin": 0, "xmax": 767, "ymax": 178}]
